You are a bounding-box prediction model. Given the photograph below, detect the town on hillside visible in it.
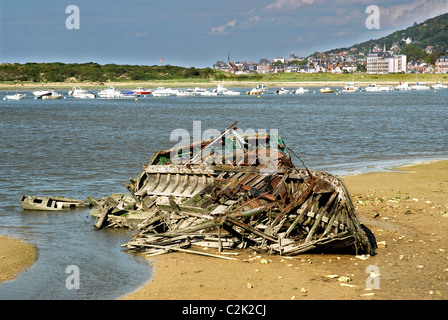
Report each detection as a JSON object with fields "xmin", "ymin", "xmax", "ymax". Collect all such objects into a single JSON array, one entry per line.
[{"xmin": 214, "ymin": 39, "xmax": 448, "ymax": 75}]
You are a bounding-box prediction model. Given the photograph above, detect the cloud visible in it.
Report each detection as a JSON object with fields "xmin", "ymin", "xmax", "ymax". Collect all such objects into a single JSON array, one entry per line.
[
  {"xmin": 134, "ymin": 32, "xmax": 148, "ymax": 37},
  {"xmin": 379, "ymin": 0, "xmax": 448, "ymax": 28},
  {"xmin": 210, "ymin": 20, "xmax": 237, "ymax": 35},
  {"xmin": 265, "ymin": 0, "xmax": 316, "ymax": 11},
  {"xmin": 249, "ymin": 16, "xmax": 261, "ymax": 22}
]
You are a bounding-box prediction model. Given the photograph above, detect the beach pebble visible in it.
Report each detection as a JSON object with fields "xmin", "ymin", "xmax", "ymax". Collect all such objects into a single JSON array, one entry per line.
[
  {"xmin": 300, "ymin": 288, "xmax": 307, "ymax": 293},
  {"xmin": 247, "ymin": 283, "xmax": 253, "ymax": 289},
  {"xmin": 356, "ymin": 254, "xmax": 370, "ymax": 260},
  {"xmin": 326, "ymin": 274, "xmax": 339, "ymax": 279},
  {"xmin": 377, "ymin": 241, "xmax": 387, "ymax": 248}
]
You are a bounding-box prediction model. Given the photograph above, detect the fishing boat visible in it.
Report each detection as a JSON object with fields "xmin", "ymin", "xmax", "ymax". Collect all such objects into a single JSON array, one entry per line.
[
  {"xmin": 3, "ymin": 93, "xmax": 26, "ymax": 100},
  {"xmin": 68, "ymin": 87, "xmax": 95, "ymax": 99},
  {"xmin": 21, "ymin": 195, "xmax": 90, "ymax": 211},
  {"xmin": 41, "ymin": 91, "xmax": 63, "ymax": 99},
  {"xmin": 341, "ymin": 83, "xmax": 359, "ymax": 93},
  {"xmin": 132, "ymin": 87, "xmax": 152, "ymax": 95},
  {"xmin": 214, "ymin": 85, "xmax": 241, "ymax": 95},
  {"xmin": 431, "ymin": 81, "xmax": 447, "ymax": 89},
  {"xmin": 98, "ymin": 87, "xmax": 125, "ymax": 98},
  {"xmin": 293, "ymin": 87, "xmax": 309, "ymax": 94},
  {"xmin": 175, "ymin": 90, "xmax": 195, "ymax": 97},
  {"xmin": 274, "ymin": 87, "xmax": 290, "ymax": 95},
  {"xmin": 320, "ymin": 87, "xmax": 333, "ymax": 93}
]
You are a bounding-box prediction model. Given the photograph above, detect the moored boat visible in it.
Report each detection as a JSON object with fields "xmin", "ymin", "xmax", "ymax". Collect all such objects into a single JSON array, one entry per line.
[
  {"xmin": 41, "ymin": 91, "xmax": 63, "ymax": 99},
  {"xmin": 4, "ymin": 93, "xmax": 26, "ymax": 100},
  {"xmin": 132, "ymin": 87, "xmax": 151, "ymax": 95},
  {"xmin": 152, "ymin": 87, "xmax": 172, "ymax": 97},
  {"xmin": 275, "ymin": 87, "xmax": 290, "ymax": 95},
  {"xmin": 396, "ymin": 82, "xmax": 411, "ymax": 91},
  {"xmin": 293, "ymin": 87, "xmax": 309, "ymax": 94},
  {"xmin": 431, "ymin": 81, "xmax": 447, "ymax": 89},
  {"xmin": 342, "ymin": 83, "xmax": 359, "ymax": 93},
  {"xmin": 320, "ymin": 87, "xmax": 333, "ymax": 93},
  {"xmin": 411, "ymin": 83, "xmax": 430, "ymax": 90},
  {"xmin": 69, "ymin": 87, "xmax": 95, "ymax": 99},
  {"xmin": 98, "ymin": 87, "xmax": 125, "ymax": 98}
]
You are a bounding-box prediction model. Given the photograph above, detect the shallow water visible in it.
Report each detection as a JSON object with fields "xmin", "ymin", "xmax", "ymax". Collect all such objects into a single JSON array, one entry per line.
[{"xmin": 0, "ymin": 86, "xmax": 447, "ymax": 299}]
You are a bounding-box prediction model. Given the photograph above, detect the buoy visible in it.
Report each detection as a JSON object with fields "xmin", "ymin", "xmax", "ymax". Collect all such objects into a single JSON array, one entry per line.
[
  {"xmin": 336, "ymin": 93, "xmax": 339, "ymax": 95},
  {"xmin": 258, "ymin": 95, "xmax": 260, "ymax": 98},
  {"xmin": 434, "ymin": 90, "xmax": 437, "ymax": 93},
  {"xmin": 135, "ymin": 98, "xmax": 138, "ymax": 101}
]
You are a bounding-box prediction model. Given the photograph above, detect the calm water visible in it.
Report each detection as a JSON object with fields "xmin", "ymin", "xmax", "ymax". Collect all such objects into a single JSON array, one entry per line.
[{"xmin": 0, "ymin": 86, "xmax": 447, "ymax": 299}]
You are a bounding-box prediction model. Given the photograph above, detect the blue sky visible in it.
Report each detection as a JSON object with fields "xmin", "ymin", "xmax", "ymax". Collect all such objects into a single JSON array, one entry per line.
[{"xmin": 0, "ymin": 0, "xmax": 447, "ymax": 68}]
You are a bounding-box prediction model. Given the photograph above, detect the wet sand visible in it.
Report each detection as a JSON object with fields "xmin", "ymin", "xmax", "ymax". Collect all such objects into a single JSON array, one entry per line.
[
  {"xmin": 124, "ymin": 160, "xmax": 448, "ymax": 300},
  {"xmin": 0, "ymin": 236, "xmax": 37, "ymax": 284}
]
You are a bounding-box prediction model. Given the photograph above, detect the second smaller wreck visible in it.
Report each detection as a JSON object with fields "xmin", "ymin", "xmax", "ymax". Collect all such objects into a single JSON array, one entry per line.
[{"xmin": 90, "ymin": 122, "xmax": 377, "ymax": 257}]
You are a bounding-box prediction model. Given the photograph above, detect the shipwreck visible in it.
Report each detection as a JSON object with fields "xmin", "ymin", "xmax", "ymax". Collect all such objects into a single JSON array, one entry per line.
[{"xmin": 88, "ymin": 122, "xmax": 377, "ymax": 257}]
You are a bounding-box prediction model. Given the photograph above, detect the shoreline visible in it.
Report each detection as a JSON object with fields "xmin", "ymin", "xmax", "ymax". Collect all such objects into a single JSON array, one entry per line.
[
  {"xmin": 0, "ymin": 236, "xmax": 37, "ymax": 284},
  {"xmin": 0, "ymin": 79, "xmax": 446, "ymax": 91},
  {"xmin": 123, "ymin": 159, "xmax": 448, "ymax": 300}
]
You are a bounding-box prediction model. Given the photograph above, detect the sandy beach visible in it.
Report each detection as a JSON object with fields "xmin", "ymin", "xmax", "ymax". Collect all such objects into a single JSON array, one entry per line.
[
  {"xmin": 0, "ymin": 236, "xmax": 37, "ymax": 284},
  {"xmin": 124, "ymin": 160, "xmax": 448, "ymax": 300}
]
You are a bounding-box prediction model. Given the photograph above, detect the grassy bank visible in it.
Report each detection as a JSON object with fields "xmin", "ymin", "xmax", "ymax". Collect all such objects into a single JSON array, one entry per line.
[{"xmin": 1, "ymin": 72, "xmax": 447, "ymax": 91}]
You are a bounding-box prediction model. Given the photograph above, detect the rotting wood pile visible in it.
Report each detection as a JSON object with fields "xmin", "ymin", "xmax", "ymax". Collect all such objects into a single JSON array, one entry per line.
[{"xmin": 89, "ymin": 122, "xmax": 377, "ymax": 257}]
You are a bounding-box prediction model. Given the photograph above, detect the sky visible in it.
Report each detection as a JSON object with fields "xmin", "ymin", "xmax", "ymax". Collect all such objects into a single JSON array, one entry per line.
[{"xmin": 0, "ymin": 0, "xmax": 447, "ymax": 68}]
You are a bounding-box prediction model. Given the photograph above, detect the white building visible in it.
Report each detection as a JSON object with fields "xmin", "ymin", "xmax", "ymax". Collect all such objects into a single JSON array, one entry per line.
[{"xmin": 367, "ymin": 53, "xmax": 406, "ymax": 74}]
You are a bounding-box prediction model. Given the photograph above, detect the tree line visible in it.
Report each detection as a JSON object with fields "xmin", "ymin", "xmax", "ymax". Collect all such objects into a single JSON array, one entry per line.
[{"xmin": 0, "ymin": 62, "xmax": 217, "ymax": 83}]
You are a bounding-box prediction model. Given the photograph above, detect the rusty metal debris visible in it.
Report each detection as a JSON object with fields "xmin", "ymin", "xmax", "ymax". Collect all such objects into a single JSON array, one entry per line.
[{"xmin": 88, "ymin": 122, "xmax": 377, "ymax": 257}]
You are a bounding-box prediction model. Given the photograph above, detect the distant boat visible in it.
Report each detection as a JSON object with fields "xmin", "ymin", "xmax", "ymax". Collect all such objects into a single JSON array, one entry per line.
[
  {"xmin": 275, "ymin": 87, "xmax": 290, "ymax": 95},
  {"xmin": 4, "ymin": 93, "xmax": 26, "ymax": 100},
  {"xmin": 68, "ymin": 87, "xmax": 95, "ymax": 99},
  {"xmin": 132, "ymin": 87, "xmax": 151, "ymax": 95},
  {"xmin": 364, "ymin": 83, "xmax": 393, "ymax": 92},
  {"xmin": 256, "ymin": 84, "xmax": 268, "ymax": 92},
  {"xmin": 411, "ymin": 83, "xmax": 430, "ymax": 90},
  {"xmin": 246, "ymin": 88, "xmax": 261, "ymax": 95},
  {"xmin": 152, "ymin": 87, "xmax": 172, "ymax": 97},
  {"xmin": 395, "ymin": 82, "xmax": 411, "ymax": 91},
  {"xmin": 431, "ymin": 81, "xmax": 447, "ymax": 89},
  {"xmin": 214, "ymin": 85, "xmax": 240, "ymax": 95},
  {"xmin": 320, "ymin": 87, "xmax": 334, "ymax": 93},
  {"xmin": 293, "ymin": 87, "xmax": 309, "ymax": 94},
  {"xmin": 98, "ymin": 87, "xmax": 125, "ymax": 98},
  {"xmin": 342, "ymin": 83, "xmax": 359, "ymax": 93},
  {"xmin": 33, "ymin": 90, "xmax": 52, "ymax": 98},
  {"xmin": 41, "ymin": 91, "xmax": 63, "ymax": 99},
  {"xmin": 175, "ymin": 90, "xmax": 195, "ymax": 97}
]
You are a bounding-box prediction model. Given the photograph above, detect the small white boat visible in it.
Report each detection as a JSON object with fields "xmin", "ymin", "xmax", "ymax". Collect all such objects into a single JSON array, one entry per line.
[
  {"xmin": 365, "ymin": 84, "xmax": 393, "ymax": 92},
  {"xmin": 4, "ymin": 93, "xmax": 26, "ymax": 100},
  {"xmin": 69, "ymin": 87, "xmax": 95, "ymax": 99},
  {"xmin": 342, "ymin": 83, "xmax": 359, "ymax": 93},
  {"xmin": 176, "ymin": 90, "xmax": 195, "ymax": 97},
  {"xmin": 275, "ymin": 87, "xmax": 290, "ymax": 95},
  {"xmin": 431, "ymin": 81, "xmax": 447, "ymax": 89},
  {"xmin": 98, "ymin": 87, "xmax": 124, "ymax": 98},
  {"xmin": 152, "ymin": 87, "xmax": 172, "ymax": 97},
  {"xmin": 293, "ymin": 87, "xmax": 309, "ymax": 94},
  {"xmin": 396, "ymin": 82, "xmax": 411, "ymax": 91},
  {"xmin": 41, "ymin": 91, "xmax": 63, "ymax": 99},
  {"xmin": 33, "ymin": 90, "xmax": 52, "ymax": 98},
  {"xmin": 214, "ymin": 85, "xmax": 241, "ymax": 96},
  {"xmin": 411, "ymin": 83, "xmax": 430, "ymax": 90},
  {"xmin": 320, "ymin": 87, "xmax": 334, "ymax": 93}
]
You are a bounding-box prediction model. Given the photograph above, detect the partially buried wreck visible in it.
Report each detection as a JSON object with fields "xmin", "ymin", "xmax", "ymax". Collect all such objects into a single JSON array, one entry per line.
[{"xmin": 88, "ymin": 122, "xmax": 377, "ymax": 257}]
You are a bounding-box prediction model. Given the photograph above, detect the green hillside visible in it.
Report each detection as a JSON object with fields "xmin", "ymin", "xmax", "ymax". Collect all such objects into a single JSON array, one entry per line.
[{"xmin": 327, "ymin": 12, "xmax": 448, "ymax": 55}]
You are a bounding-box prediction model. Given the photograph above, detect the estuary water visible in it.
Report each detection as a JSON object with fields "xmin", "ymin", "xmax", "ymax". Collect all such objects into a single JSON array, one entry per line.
[{"xmin": 0, "ymin": 86, "xmax": 447, "ymax": 299}]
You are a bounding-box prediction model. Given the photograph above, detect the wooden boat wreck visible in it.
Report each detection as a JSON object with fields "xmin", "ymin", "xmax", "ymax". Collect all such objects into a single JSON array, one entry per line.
[
  {"xmin": 89, "ymin": 122, "xmax": 377, "ymax": 257},
  {"xmin": 21, "ymin": 195, "xmax": 90, "ymax": 211}
]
